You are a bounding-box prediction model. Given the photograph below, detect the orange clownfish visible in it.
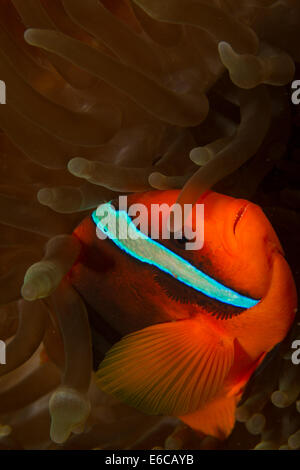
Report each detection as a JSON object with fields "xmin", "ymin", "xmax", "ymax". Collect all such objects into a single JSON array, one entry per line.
[{"xmin": 69, "ymin": 190, "xmax": 297, "ymax": 440}]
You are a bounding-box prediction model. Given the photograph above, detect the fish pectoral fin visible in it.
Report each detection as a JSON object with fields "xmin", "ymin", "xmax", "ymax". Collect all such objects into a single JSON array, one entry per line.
[
  {"xmin": 96, "ymin": 319, "xmax": 235, "ymax": 417},
  {"xmin": 179, "ymin": 393, "xmax": 239, "ymax": 440}
]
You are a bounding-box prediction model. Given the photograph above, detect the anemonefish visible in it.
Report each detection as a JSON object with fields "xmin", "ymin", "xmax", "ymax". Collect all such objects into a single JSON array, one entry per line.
[{"xmin": 68, "ymin": 190, "xmax": 297, "ymax": 440}]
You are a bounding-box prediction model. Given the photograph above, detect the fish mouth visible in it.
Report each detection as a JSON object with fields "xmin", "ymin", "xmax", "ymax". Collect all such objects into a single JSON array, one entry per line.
[{"xmin": 233, "ymin": 204, "xmax": 249, "ymax": 235}]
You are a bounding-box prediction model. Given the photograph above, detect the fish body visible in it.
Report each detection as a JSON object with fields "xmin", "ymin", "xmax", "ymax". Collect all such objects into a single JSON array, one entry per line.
[{"xmin": 69, "ymin": 190, "xmax": 297, "ymax": 439}]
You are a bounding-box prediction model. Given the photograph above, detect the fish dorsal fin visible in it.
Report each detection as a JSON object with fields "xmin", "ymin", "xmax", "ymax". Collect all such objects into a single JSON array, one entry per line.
[{"xmin": 96, "ymin": 319, "xmax": 235, "ymax": 416}]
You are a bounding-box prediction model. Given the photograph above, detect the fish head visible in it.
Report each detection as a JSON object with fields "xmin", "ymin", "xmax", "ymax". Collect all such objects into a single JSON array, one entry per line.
[
  {"xmin": 72, "ymin": 189, "xmax": 296, "ymax": 335},
  {"xmin": 188, "ymin": 191, "xmax": 285, "ymax": 301}
]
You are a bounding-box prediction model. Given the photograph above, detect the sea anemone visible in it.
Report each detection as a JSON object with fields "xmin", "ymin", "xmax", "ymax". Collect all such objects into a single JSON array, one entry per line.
[{"xmin": 0, "ymin": 0, "xmax": 299, "ymax": 450}]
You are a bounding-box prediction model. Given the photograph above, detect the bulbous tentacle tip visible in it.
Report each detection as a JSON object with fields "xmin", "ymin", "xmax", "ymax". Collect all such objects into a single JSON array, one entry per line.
[
  {"xmin": 218, "ymin": 41, "xmax": 237, "ymax": 65},
  {"xmin": 23, "ymin": 28, "xmax": 36, "ymax": 45},
  {"xmin": 49, "ymin": 387, "xmax": 91, "ymax": 445},
  {"xmin": 254, "ymin": 441, "xmax": 278, "ymax": 450},
  {"xmin": 21, "ymin": 234, "xmax": 81, "ymax": 301},
  {"xmin": 235, "ymin": 405, "xmax": 251, "ymax": 423},
  {"xmin": 68, "ymin": 157, "xmax": 91, "ymax": 178},
  {"xmin": 149, "ymin": 172, "xmax": 189, "ymax": 192},
  {"xmin": 190, "ymin": 147, "xmax": 211, "ymax": 166},
  {"xmin": 271, "ymin": 390, "xmax": 290, "ymax": 408},
  {"xmin": 148, "ymin": 171, "xmax": 168, "ymax": 190},
  {"xmin": 288, "ymin": 430, "xmax": 300, "ymax": 450},
  {"xmin": 37, "ymin": 188, "xmax": 54, "ymax": 206},
  {"xmin": 235, "ymin": 402, "xmax": 253, "ymax": 424},
  {"xmin": 245, "ymin": 413, "xmax": 266, "ymax": 435},
  {"xmin": 0, "ymin": 424, "xmax": 12, "ymax": 437},
  {"xmin": 21, "ymin": 261, "xmax": 57, "ymax": 301},
  {"xmin": 218, "ymin": 41, "xmax": 261, "ymax": 89}
]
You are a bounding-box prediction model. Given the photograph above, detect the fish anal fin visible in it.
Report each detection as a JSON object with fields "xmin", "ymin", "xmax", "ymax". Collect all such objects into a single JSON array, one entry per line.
[
  {"xmin": 96, "ymin": 319, "xmax": 234, "ymax": 417},
  {"xmin": 224, "ymin": 339, "xmax": 266, "ymax": 397},
  {"xmin": 179, "ymin": 394, "xmax": 239, "ymax": 441}
]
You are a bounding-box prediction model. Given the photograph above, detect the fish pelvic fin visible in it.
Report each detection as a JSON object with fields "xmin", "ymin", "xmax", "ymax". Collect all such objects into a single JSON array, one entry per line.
[
  {"xmin": 179, "ymin": 393, "xmax": 239, "ymax": 440},
  {"xmin": 96, "ymin": 319, "xmax": 235, "ymax": 417}
]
